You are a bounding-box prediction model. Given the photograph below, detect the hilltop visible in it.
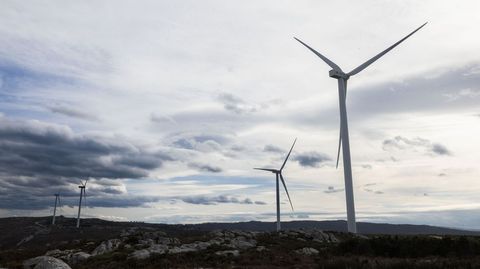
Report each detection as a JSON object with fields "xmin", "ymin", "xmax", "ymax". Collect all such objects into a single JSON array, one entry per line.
[{"xmin": 2, "ymin": 216, "xmax": 480, "ymax": 268}]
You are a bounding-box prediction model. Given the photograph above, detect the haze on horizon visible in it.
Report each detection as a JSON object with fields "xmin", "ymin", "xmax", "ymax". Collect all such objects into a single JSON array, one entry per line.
[{"xmin": 0, "ymin": 0, "xmax": 479, "ymax": 230}]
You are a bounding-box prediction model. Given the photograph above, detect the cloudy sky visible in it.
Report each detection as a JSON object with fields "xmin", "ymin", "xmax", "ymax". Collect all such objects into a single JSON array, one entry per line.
[{"xmin": 1, "ymin": 0, "xmax": 480, "ymax": 229}]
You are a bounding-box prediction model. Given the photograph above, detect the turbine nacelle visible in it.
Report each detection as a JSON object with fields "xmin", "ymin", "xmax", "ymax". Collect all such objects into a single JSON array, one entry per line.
[{"xmin": 329, "ymin": 70, "xmax": 349, "ymax": 79}]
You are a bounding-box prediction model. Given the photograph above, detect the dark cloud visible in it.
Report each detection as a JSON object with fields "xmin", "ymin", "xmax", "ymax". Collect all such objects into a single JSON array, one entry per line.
[
  {"xmin": 188, "ymin": 162, "xmax": 223, "ymax": 173},
  {"xmin": 180, "ymin": 195, "xmax": 265, "ymax": 206},
  {"xmin": 292, "ymin": 64, "xmax": 480, "ymax": 128},
  {"xmin": 263, "ymin": 144, "xmax": 285, "ymax": 154},
  {"xmin": 48, "ymin": 105, "xmax": 99, "ymax": 121},
  {"xmin": 382, "ymin": 136, "xmax": 451, "ymax": 156},
  {"xmin": 217, "ymin": 93, "xmax": 257, "ymax": 114},
  {"xmin": 294, "ymin": 151, "xmax": 331, "ymax": 167},
  {"xmin": 171, "ymin": 133, "xmax": 230, "ymax": 152},
  {"xmin": 348, "ymin": 64, "xmax": 480, "ymax": 117},
  {"xmin": 431, "ymin": 143, "xmax": 451, "ymax": 156},
  {"xmin": 0, "ymin": 116, "xmax": 175, "ymax": 209}
]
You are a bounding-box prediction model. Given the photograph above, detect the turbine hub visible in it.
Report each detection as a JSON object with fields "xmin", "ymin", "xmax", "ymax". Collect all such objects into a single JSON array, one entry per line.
[{"xmin": 329, "ymin": 70, "xmax": 349, "ymax": 79}]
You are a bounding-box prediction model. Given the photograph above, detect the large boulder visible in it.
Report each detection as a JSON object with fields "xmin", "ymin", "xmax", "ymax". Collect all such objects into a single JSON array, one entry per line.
[
  {"xmin": 68, "ymin": 252, "xmax": 91, "ymax": 264},
  {"xmin": 23, "ymin": 256, "xmax": 71, "ymax": 269},
  {"xmin": 91, "ymin": 239, "xmax": 121, "ymax": 256}
]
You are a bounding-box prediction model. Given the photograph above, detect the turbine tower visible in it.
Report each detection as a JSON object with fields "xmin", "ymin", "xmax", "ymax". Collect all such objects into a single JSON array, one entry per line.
[
  {"xmin": 76, "ymin": 179, "xmax": 88, "ymax": 228},
  {"xmin": 254, "ymin": 138, "xmax": 296, "ymax": 231},
  {"xmin": 294, "ymin": 23, "xmax": 427, "ymax": 233},
  {"xmin": 52, "ymin": 193, "xmax": 60, "ymax": 225}
]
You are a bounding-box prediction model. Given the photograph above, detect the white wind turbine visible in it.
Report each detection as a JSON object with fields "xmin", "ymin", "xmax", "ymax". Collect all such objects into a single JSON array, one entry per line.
[
  {"xmin": 294, "ymin": 23, "xmax": 427, "ymax": 233},
  {"xmin": 52, "ymin": 193, "xmax": 60, "ymax": 225},
  {"xmin": 76, "ymin": 179, "xmax": 88, "ymax": 228},
  {"xmin": 254, "ymin": 138, "xmax": 296, "ymax": 231}
]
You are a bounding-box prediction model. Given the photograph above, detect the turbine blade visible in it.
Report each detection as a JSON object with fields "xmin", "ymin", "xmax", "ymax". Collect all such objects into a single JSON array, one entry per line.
[
  {"xmin": 83, "ymin": 189, "xmax": 87, "ymax": 208},
  {"xmin": 279, "ymin": 174, "xmax": 294, "ymax": 211},
  {"xmin": 347, "ymin": 22, "xmax": 427, "ymax": 76},
  {"xmin": 254, "ymin": 168, "xmax": 277, "ymax": 172},
  {"xmin": 336, "ymin": 80, "xmax": 347, "ymax": 169},
  {"xmin": 280, "ymin": 138, "xmax": 297, "ymax": 171},
  {"xmin": 294, "ymin": 37, "xmax": 343, "ymax": 72},
  {"xmin": 335, "ymin": 130, "xmax": 342, "ymax": 169}
]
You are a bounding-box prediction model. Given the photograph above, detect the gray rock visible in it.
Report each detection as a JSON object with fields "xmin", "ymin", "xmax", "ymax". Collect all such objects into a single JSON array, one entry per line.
[
  {"xmin": 128, "ymin": 244, "xmax": 168, "ymax": 260},
  {"xmin": 69, "ymin": 252, "xmax": 90, "ymax": 264},
  {"xmin": 295, "ymin": 247, "xmax": 319, "ymax": 256},
  {"xmin": 256, "ymin": 246, "xmax": 266, "ymax": 252},
  {"xmin": 91, "ymin": 239, "xmax": 121, "ymax": 256},
  {"xmin": 226, "ymin": 237, "xmax": 257, "ymax": 250},
  {"xmin": 328, "ymin": 233, "xmax": 339, "ymax": 243},
  {"xmin": 129, "ymin": 249, "xmax": 151, "ymax": 260},
  {"xmin": 23, "ymin": 256, "xmax": 71, "ymax": 269},
  {"xmin": 215, "ymin": 250, "xmax": 240, "ymax": 257}
]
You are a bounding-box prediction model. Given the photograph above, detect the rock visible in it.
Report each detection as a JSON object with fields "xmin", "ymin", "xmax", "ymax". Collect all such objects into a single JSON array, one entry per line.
[
  {"xmin": 328, "ymin": 233, "xmax": 339, "ymax": 243},
  {"xmin": 91, "ymin": 239, "xmax": 121, "ymax": 256},
  {"xmin": 168, "ymin": 246, "xmax": 197, "ymax": 254},
  {"xmin": 295, "ymin": 247, "xmax": 319, "ymax": 256},
  {"xmin": 129, "ymin": 249, "xmax": 151, "ymax": 260},
  {"xmin": 226, "ymin": 237, "xmax": 257, "ymax": 250},
  {"xmin": 44, "ymin": 249, "xmax": 64, "ymax": 257},
  {"xmin": 128, "ymin": 244, "xmax": 168, "ymax": 260},
  {"xmin": 69, "ymin": 252, "xmax": 90, "ymax": 264},
  {"xmin": 215, "ymin": 250, "xmax": 240, "ymax": 257},
  {"xmin": 256, "ymin": 246, "xmax": 266, "ymax": 252},
  {"xmin": 23, "ymin": 256, "xmax": 71, "ymax": 269}
]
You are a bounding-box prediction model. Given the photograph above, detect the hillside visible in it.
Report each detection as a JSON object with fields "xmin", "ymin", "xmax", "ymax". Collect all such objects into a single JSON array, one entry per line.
[{"xmin": 2, "ymin": 216, "xmax": 480, "ymax": 269}]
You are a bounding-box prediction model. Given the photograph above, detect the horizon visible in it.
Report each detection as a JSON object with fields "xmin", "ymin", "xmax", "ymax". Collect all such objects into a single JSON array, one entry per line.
[{"xmin": 1, "ymin": 1, "xmax": 480, "ymax": 231}]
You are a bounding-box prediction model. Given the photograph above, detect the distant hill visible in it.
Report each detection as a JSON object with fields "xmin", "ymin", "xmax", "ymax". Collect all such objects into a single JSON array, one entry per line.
[
  {"xmin": 1, "ymin": 216, "xmax": 479, "ymax": 250},
  {"xmin": 185, "ymin": 220, "xmax": 480, "ymax": 235}
]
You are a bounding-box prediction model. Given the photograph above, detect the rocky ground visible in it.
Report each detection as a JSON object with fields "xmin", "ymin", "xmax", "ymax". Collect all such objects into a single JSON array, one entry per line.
[{"xmin": 2, "ymin": 217, "xmax": 480, "ymax": 268}]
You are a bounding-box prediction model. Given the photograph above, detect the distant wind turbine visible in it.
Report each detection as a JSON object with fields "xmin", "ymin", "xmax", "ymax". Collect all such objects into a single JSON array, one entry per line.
[
  {"xmin": 294, "ymin": 23, "xmax": 427, "ymax": 233},
  {"xmin": 76, "ymin": 179, "xmax": 88, "ymax": 228},
  {"xmin": 52, "ymin": 193, "xmax": 60, "ymax": 225},
  {"xmin": 254, "ymin": 138, "xmax": 296, "ymax": 232}
]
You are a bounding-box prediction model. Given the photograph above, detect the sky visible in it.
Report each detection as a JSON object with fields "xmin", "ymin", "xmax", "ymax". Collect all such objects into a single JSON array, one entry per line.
[{"xmin": 1, "ymin": 0, "xmax": 480, "ymax": 229}]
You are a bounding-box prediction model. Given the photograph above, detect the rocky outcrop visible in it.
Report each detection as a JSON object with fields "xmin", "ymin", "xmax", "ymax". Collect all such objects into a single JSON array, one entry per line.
[
  {"xmin": 23, "ymin": 256, "xmax": 71, "ymax": 269},
  {"xmin": 215, "ymin": 250, "xmax": 240, "ymax": 257},
  {"xmin": 44, "ymin": 249, "xmax": 90, "ymax": 265},
  {"xmin": 91, "ymin": 239, "xmax": 121, "ymax": 256},
  {"xmin": 295, "ymin": 247, "xmax": 319, "ymax": 256}
]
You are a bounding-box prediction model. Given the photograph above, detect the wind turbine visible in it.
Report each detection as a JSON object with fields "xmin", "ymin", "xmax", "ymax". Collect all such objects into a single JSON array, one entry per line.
[
  {"xmin": 294, "ymin": 23, "xmax": 427, "ymax": 233},
  {"xmin": 52, "ymin": 193, "xmax": 60, "ymax": 225},
  {"xmin": 254, "ymin": 138, "xmax": 296, "ymax": 232},
  {"xmin": 76, "ymin": 179, "xmax": 88, "ymax": 228}
]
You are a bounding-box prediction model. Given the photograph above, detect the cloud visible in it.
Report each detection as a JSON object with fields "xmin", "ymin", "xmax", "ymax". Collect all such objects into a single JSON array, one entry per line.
[
  {"xmin": 0, "ymin": 116, "xmax": 172, "ymax": 179},
  {"xmin": 217, "ymin": 92, "xmax": 257, "ymax": 114},
  {"xmin": 263, "ymin": 144, "xmax": 285, "ymax": 154},
  {"xmin": 0, "ymin": 116, "xmax": 177, "ymax": 209},
  {"xmin": 188, "ymin": 162, "xmax": 223, "ymax": 173},
  {"xmin": 382, "ymin": 136, "xmax": 451, "ymax": 156},
  {"xmin": 48, "ymin": 104, "xmax": 99, "ymax": 121},
  {"xmin": 171, "ymin": 133, "xmax": 231, "ymax": 152},
  {"xmin": 294, "ymin": 151, "xmax": 331, "ymax": 167},
  {"xmin": 431, "ymin": 143, "xmax": 451, "ymax": 156},
  {"xmin": 180, "ymin": 195, "xmax": 265, "ymax": 206},
  {"xmin": 324, "ymin": 186, "xmax": 344, "ymax": 194}
]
